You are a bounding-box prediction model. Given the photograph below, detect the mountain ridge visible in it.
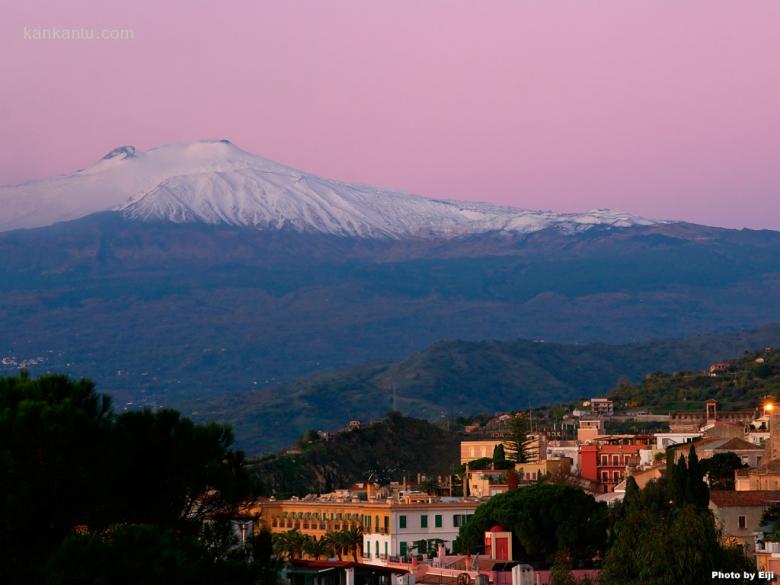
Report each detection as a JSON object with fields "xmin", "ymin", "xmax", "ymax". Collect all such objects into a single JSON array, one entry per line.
[
  {"xmin": 186, "ymin": 324, "xmax": 780, "ymax": 453},
  {"xmin": 1, "ymin": 140, "xmax": 662, "ymax": 237}
]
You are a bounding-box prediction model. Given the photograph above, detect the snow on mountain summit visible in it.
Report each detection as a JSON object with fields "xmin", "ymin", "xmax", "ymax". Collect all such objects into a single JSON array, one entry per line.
[{"xmin": 0, "ymin": 140, "xmax": 660, "ymax": 237}]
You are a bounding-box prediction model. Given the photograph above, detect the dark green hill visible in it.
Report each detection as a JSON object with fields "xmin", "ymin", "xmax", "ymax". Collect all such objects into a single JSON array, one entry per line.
[
  {"xmin": 191, "ymin": 324, "xmax": 780, "ymax": 453},
  {"xmin": 608, "ymin": 347, "xmax": 780, "ymax": 412},
  {"xmin": 248, "ymin": 412, "xmax": 460, "ymax": 498}
]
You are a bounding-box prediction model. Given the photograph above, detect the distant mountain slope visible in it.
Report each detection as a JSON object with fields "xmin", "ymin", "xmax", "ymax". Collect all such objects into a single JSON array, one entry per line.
[
  {"xmin": 190, "ymin": 325, "xmax": 780, "ymax": 453},
  {"xmin": 249, "ymin": 412, "xmax": 460, "ymax": 498}
]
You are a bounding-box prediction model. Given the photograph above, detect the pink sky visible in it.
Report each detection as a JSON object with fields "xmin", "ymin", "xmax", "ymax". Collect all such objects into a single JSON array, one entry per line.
[{"xmin": 1, "ymin": 0, "xmax": 779, "ymax": 229}]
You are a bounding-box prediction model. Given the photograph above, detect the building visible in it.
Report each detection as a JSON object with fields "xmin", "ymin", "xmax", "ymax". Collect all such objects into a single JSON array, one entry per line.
[
  {"xmin": 577, "ymin": 419, "xmax": 605, "ymax": 443},
  {"xmin": 464, "ymin": 458, "xmax": 572, "ymax": 497},
  {"xmin": 259, "ymin": 496, "xmax": 480, "ymax": 563},
  {"xmin": 669, "ymin": 400, "xmax": 755, "ymax": 433},
  {"xmin": 670, "ymin": 437, "xmax": 766, "ymax": 468},
  {"xmin": 754, "ymin": 532, "xmax": 780, "ymax": 580},
  {"xmin": 709, "ymin": 362, "xmax": 732, "ymax": 376},
  {"xmin": 465, "ymin": 469, "xmax": 511, "ymax": 497},
  {"xmin": 737, "ymin": 412, "xmax": 780, "ymax": 490},
  {"xmin": 590, "ymin": 398, "xmax": 614, "ymax": 417},
  {"xmin": 653, "ymin": 431, "xmax": 702, "ymax": 450},
  {"xmin": 545, "ymin": 440, "xmax": 580, "ymax": 474},
  {"xmin": 737, "ymin": 461, "xmax": 780, "ymax": 491},
  {"xmin": 579, "ymin": 435, "xmax": 653, "ymax": 493},
  {"xmin": 710, "ymin": 491, "xmax": 780, "ymax": 556},
  {"xmin": 460, "ymin": 440, "xmax": 509, "ymax": 465},
  {"xmin": 484, "ymin": 525, "xmax": 513, "ymax": 561}
]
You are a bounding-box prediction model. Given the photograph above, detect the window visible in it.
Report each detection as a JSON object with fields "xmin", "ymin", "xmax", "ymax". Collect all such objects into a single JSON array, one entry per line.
[
  {"xmin": 600, "ymin": 455, "xmax": 608, "ymax": 466},
  {"xmin": 435, "ymin": 514, "xmax": 442, "ymax": 528},
  {"xmin": 612, "ymin": 455, "xmax": 619, "ymax": 466},
  {"xmin": 601, "ymin": 471, "xmax": 609, "ymax": 482},
  {"xmin": 739, "ymin": 516, "xmax": 747, "ymax": 530},
  {"xmin": 400, "ymin": 542, "xmax": 408, "ymax": 557},
  {"xmin": 399, "ymin": 515, "xmax": 407, "ymax": 529},
  {"xmin": 375, "ymin": 515, "xmax": 380, "ymax": 532},
  {"xmin": 375, "ymin": 541, "xmax": 379, "ymax": 557},
  {"xmin": 453, "ymin": 514, "xmax": 472, "ymax": 527},
  {"xmin": 384, "ymin": 542, "xmax": 388, "ymax": 558},
  {"xmin": 384, "ymin": 516, "xmax": 389, "ymax": 532},
  {"xmin": 613, "ymin": 471, "xmax": 620, "ymax": 482},
  {"xmin": 421, "ymin": 515, "xmax": 428, "ymax": 528}
]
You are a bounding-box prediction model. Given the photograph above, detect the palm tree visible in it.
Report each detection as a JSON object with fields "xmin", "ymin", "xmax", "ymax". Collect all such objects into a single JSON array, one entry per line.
[
  {"xmin": 303, "ymin": 537, "xmax": 330, "ymax": 560},
  {"xmin": 273, "ymin": 529, "xmax": 308, "ymax": 559},
  {"xmin": 324, "ymin": 531, "xmax": 345, "ymax": 560},
  {"xmin": 343, "ymin": 527, "xmax": 364, "ymax": 562},
  {"xmin": 322, "ymin": 530, "xmax": 342, "ymax": 560}
]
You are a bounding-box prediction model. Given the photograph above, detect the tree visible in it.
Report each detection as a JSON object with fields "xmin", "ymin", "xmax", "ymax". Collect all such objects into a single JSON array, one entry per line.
[
  {"xmin": 453, "ymin": 484, "xmax": 608, "ymax": 566},
  {"xmin": 601, "ymin": 447, "xmax": 750, "ymax": 585},
  {"xmin": 419, "ymin": 476, "xmax": 439, "ymax": 495},
  {"xmin": 303, "ymin": 536, "xmax": 331, "ymax": 560},
  {"xmin": 273, "ymin": 530, "xmax": 308, "ymax": 559},
  {"xmin": 701, "ymin": 452, "xmax": 748, "ymax": 490},
  {"xmin": 0, "ymin": 374, "xmax": 253, "ymax": 584},
  {"xmin": 507, "ymin": 415, "xmax": 529, "ymax": 463},
  {"xmin": 343, "ymin": 527, "xmax": 364, "ymax": 562},
  {"xmin": 323, "ymin": 529, "xmax": 362, "ymax": 561},
  {"xmin": 44, "ymin": 524, "xmax": 263, "ymax": 585},
  {"xmin": 493, "ymin": 444, "xmax": 506, "ymax": 464},
  {"xmin": 323, "ymin": 531, "xmax": 346, "ymax": 560},
  {"xmin": 549, "ymin": 550, "xmax": 576, "ymax": 585}
]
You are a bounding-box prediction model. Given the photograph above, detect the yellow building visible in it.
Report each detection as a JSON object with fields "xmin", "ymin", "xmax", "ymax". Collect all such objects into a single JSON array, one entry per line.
[
  {"xmin": 257, "ymin": 496, "xmax": 480, "ymax": 563},
  {"xmin": 460, "ymin": 440, "xmax": 509, "ymax": 464}
]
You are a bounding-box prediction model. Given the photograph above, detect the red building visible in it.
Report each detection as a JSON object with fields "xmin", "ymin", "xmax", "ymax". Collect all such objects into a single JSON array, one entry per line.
[{"xmin": 579, "ymin": 435, "xmax": 653, "ymax": 493}]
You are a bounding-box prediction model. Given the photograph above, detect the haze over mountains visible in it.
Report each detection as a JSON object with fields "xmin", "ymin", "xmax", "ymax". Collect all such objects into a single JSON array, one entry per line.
[{"xmin": 1, "ymin": 140, "xmax": 780, "ymax": 451}]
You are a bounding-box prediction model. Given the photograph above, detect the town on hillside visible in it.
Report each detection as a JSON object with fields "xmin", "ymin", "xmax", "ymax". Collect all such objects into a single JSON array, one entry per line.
[{"xmin": 206, "ymin": 355, "xmax": 780, "ymax": 585}]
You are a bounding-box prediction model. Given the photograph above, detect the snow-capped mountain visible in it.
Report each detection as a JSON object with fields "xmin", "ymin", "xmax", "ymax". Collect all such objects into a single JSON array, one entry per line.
[{"xmin": 0, "ymin": 140, "xmax": 660, "ymax": 237}]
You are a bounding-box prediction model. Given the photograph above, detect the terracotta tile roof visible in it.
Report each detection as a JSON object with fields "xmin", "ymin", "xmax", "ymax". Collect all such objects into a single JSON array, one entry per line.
[
  {"xmin": 673, "ymin": 437, "xmax": 762, "ymax": 453},
  {"xmin": 715, "ymin": 437, "xmax": 764, "ymax": 451},
  {"xmin": 672, "ymin": 437, "xmax": 721, "ymax": 451},
  {"xmin": 710, "ymin": 491, "xmax": 780, "ymax": 508}
]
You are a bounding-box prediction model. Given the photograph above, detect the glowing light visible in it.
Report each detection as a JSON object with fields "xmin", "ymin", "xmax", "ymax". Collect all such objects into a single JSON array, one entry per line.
[{"xmin": 765, "ymin": 403, "xmax": 775, "ymax": 413}]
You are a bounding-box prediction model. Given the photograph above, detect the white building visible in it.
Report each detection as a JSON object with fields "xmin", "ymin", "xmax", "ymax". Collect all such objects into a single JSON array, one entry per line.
[
  {"xmin": 653, "ymin": 431, "xmax": 702, "ymax": 450},
  {"xmin": 362, "ymin": 498, "xmax": 480, "ymax": 563}
]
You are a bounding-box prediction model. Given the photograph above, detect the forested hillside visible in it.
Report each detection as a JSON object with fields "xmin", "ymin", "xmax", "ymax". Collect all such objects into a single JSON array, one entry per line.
[
  {"xmin": 248, "ymin": 412, "xmax": 460, "ymax": 498},
  {"xmin": 609, "ymin": 348, "xmax": 780, "ymax": 412}
]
